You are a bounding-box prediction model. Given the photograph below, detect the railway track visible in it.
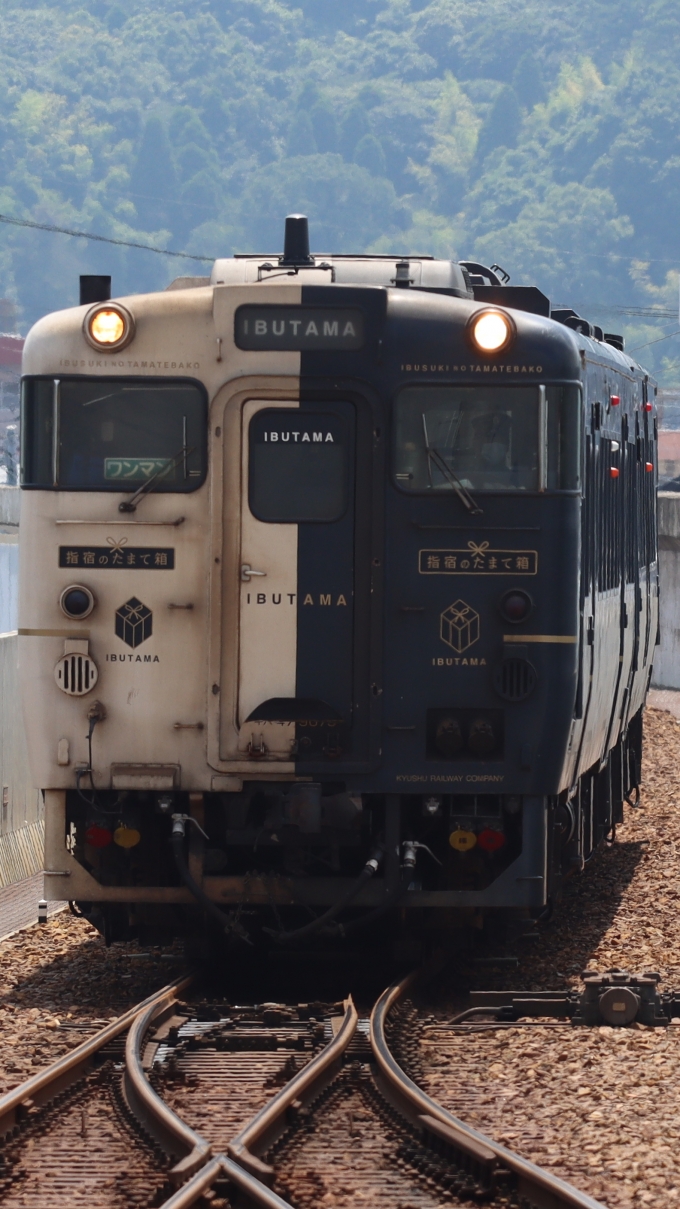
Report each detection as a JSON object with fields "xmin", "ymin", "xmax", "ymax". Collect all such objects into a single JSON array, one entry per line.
[{"xmin": 0, "ymin": 969, "xmax": 608, "ymax": 1209}]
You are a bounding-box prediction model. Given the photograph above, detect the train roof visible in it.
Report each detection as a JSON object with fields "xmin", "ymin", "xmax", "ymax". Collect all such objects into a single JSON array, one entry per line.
[
  {"xmin": 208, "ymin": 253, "xmax": 472, "ymax": 296},
  {"xmin": 167, "ymin": 214, "xmax": 633, "ymax": 367}
]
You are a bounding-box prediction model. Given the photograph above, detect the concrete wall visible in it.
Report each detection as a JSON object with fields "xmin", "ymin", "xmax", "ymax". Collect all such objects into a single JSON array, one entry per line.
[
  {"xmin": 0, "ymin": 545, "xmax": 18, "ymax": 634},
  {"xmin": 0, "ymin": 487, "xmax": 20, "ymax": 526},
  {"xmin": 0, "ymin": 635, "xmax": 42, "ymax": 834},
  {"xmin": 0, "ymin": 489, "xmax": 44, "ymax": 885},
  {"xmin": 654, "ymin": 492, "xmax": 680, "ymax": 688},
  {"xmin": 0, "ymin": 486, "xmax": 18, "ymax": 635},
  {"xmin": 0, "ymin": 633, "xmax": 44, "ymax": 885}
]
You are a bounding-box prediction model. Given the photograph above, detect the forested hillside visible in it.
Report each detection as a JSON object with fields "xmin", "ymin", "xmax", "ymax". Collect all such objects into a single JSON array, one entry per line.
[{"xmin": 1, "ymin": 0, "xmax": 680, "ymax": 382}]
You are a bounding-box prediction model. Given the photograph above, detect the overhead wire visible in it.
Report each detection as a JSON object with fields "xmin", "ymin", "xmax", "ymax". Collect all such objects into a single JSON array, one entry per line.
[
  {"xmin": 2, "ymin": 208, "xmax": 680, "ymax": 333},
  {"xmin": 630, "ymin": 329, "xmax": 680, "ymax": 353},
  {"xmin": 0, "ymin": 211, "xmax": 213, "ymax": 262}
]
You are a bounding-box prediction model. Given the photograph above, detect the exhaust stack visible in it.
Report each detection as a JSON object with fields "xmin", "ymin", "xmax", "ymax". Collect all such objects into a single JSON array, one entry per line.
[{"xmin": 80, "ymin": 275, "xmax": 111, "ymax": 306}]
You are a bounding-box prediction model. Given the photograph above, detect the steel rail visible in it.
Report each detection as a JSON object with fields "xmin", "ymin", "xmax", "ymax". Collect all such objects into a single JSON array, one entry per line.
[
  {"xmin": 227, "ymin": 995, "xmax": 358, "ymax": 1178},
  {"xmin": 370, "ymin": 971, "xmax": 609, "ymax": 1209},
  {"xmin": 0, "ymin": 972, "xmax": 194, "ymax": 1138},
  {"xmin": 125, "ymin": 989, "xmax": 299, "ymax": 1209},
  {"xmin": 137, "ymin": 997, "xmax": 357, "ymax": 1209},
  {"xmin": 124, "ymin": 994, "xmax": 212, "ymax": 1180},
  {"xmin": 157, "ymin": 1155, "xmax": 297, "ymax": 1209}
]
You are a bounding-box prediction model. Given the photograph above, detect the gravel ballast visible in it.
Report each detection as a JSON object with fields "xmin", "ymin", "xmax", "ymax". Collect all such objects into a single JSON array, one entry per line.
[
  {"xmin": 0, "ymin": 914, "xmax": 182, "ymax": 1096},
  {"xmin": 419, "ymin": 705, "xmax": 680, "ymax": 1208},
  {"xmin": 1, "ymin": 705, "xmax": 679, "ymax": 1208}
]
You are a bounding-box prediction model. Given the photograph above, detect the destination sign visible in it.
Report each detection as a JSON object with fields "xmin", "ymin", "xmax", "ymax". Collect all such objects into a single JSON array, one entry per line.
[{"xmin": 235, "ymin": 306, "xmax": 364, "ymax": 351}]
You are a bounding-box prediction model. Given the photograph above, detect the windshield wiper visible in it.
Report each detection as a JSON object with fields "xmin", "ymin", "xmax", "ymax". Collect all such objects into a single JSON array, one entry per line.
[
  {"xmin": 422, "ymin": 415, "xmax": 482, "ymax": 515},
  {"xmin": 118, "ymin": 445, "xmax": 194, "ymax": 513}
]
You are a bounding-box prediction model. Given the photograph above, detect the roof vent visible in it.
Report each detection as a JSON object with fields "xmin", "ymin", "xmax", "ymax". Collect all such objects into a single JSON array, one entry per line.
[
  {"xmin": 604, "ymin": 333, "xmax": 625, "ymax": 352},
  {"xmin": 459, "ymin": 261, "xmax": 508, "ymax": 287},
  {"xmin": 280, "ymin": 214, "xmax": 314, "ymax": 266},
  {"xmin": 552, "ymin": 308, "xmax": 594, "ymax": 339}
]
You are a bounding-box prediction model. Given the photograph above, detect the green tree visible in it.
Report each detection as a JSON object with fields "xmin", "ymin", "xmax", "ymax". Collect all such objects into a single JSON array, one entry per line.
[
  {"xmin": 287, "ymin": 110, "xmax": 317, "ymax": 157},
  {"xmin": 340, "ymin": 102, "xmax": 370, "ymax": 160},
  {"xmin": 310, "ymin": 100, "xmax": 339, "ymax": 154},
  {"xmin": 475, "ymin": 86, "xmax": 522, "ymax": 166},
  {"xmin": 512, "ymin": 51, "xmax": 546, "ymax": 111},
  {"xmin": 354, "ymin": 133, "xmax": 387, "ymax": 176},
  {"xmin": 129, "ymin": 114, "xmax": 177, "ymax": 233}
]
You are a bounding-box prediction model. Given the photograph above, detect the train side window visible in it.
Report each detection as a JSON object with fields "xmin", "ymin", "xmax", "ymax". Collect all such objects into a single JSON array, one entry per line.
[
  {"xmin": 21, "ymin": 376, "xmax": 207, "ymax": 492},
  {"xmin": 546, "ymin": 385, "xmax": 581, "ymax": 490},
  {"xmin": 249, "ymin": 409, "xmax": 348, "ymax": 522}
]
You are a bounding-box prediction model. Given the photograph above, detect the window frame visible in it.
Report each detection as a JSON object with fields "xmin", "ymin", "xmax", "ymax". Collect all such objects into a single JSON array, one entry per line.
[
  {"xmin": 391, "ymin": 380, "xmax": 582, "ymax": 497},
  {"xmin": 20, "ymin": 374, "xmax": 209, "ymax": 493},
  {"xmin": 247, "ymin": 406, "xmax": 351, "ymax": 524}
]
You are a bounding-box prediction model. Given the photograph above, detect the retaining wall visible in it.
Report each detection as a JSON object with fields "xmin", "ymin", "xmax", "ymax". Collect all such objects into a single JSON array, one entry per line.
[{"xmin": 654, "ymin": 492, "xmax": 680, "ymax": 689}]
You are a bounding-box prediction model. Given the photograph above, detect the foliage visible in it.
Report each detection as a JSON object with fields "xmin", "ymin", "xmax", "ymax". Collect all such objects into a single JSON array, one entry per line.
[{"xmin": 1, "ymin": 0, "xmax": 680, "ymax": 381}]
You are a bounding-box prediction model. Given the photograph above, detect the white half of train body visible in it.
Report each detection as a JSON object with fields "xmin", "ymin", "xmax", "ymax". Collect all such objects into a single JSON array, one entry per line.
[{"xmin": 17, "ymin": 227, "xmax": 658, "ymax": 941}]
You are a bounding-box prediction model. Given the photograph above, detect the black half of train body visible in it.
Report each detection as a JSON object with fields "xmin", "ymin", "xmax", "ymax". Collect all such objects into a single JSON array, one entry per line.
[{"xmin": 208, "ymin": 281, "xmax": 656, "ymax": 926}]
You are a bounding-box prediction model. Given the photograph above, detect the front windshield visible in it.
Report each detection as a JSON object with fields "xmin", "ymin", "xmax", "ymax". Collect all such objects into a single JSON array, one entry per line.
[
  {"xmin": 21, "ymin": 376, "xmax": 207, "ymax": 491},
  {"xmin": 394, "ymin": 385, "xmax": 539, "ymax": 492}
]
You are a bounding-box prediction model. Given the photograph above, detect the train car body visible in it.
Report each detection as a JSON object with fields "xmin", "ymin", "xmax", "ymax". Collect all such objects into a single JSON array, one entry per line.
[{"xmin": 18, "ymin": 220, "xmax": 658, "ymax": 946}]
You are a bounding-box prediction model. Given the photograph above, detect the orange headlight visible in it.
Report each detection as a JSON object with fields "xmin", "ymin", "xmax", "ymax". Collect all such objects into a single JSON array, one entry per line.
[
  {"xmin": 83, "ymin": 302, "xmax": 135, "ymax": 351},
  {"xmin": 467, "ymin": 308, "xmax": 514, "ymax": 354}
]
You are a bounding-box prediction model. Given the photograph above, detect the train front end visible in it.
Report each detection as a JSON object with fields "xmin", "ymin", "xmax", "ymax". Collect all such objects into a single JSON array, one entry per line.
[{"xmin": 17, "ymin": 218, "xmax": 648, "ymax": 947}]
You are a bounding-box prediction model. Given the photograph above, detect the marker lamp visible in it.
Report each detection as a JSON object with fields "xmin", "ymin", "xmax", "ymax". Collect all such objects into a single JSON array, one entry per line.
[
  {"xmin": 477, "ymin": 827, "xmax": 506, "ymax": 853},
  {"xmin": 85, "ymin": 824, "xmax": 112, "ymax": 848},
  {"xmin": 114, "ymin": 826, "xmax": 141, "ymax": 849},
  {"xmin": 449, "ymin": 829, "xmax": 477, "ymax": 852},
  {"xmin": 499, "ymin": 589, "xmax": 533, "ymax": 625},
  {"xmin": 83, "ymin": 302, "xmax": 135, "ymax": 351},
  {"xmin": 468, "ymin": 309, "xmax": 514, "ymax": 354},
  {"xmin": 60, "ymin": 584, "xmax": 95, "ymax": 620}
]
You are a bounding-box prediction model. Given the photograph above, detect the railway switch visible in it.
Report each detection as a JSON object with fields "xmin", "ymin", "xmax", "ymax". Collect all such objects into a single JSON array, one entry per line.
[
  {"xmin": 574, "ymin": 970, "xmax": 668, "ymax": 1027},
  {"xmin": 469, "ymin": 969, "xmax": 679, "ymax": 1027}
]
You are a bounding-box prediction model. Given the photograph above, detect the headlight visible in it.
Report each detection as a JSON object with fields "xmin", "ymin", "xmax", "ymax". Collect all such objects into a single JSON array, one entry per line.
[
  {"xmin": 83, "ymin": 302, "xmax": 135, "ymax": 351},
  {"xmin": 60, "ymin": 584, "xmax": 95, "ymax": 619},
  {"xmin": 467, "ymin": 308, "xmax": 514, "ymax": 354}
]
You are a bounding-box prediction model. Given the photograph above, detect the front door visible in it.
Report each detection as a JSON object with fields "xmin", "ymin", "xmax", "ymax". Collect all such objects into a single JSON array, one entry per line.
[{"xmin": 236, "ymin": 398, "xmax": 357, "ymax": 764}]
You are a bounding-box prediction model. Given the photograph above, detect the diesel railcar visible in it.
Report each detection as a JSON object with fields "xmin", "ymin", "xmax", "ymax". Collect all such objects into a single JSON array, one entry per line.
[{"xmin": 18, "ymin": 216, "xmax": 657, "ymax": 947}]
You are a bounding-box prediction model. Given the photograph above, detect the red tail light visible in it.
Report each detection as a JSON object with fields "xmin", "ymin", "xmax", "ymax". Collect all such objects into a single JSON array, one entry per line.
[
  {"xmin": 477, "ymin": 828, "xmax": 506, "ymax": 853},
  {"xmin": 610, "ymin": 394, "xmax": 620, "ymax": 406},
  {"xmin": 85, "ymin": 825, "xmax": 112, "ymax": 848},
  {"xmin": 499, "ymin": 589, "xmax": 532, "ymax": 624},
  {"xmin": 610, "ymin": 467, "xmax": 619, "ymax": 479}
]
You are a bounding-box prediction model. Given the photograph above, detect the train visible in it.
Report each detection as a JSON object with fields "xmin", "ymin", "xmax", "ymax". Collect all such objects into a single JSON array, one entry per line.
[{"xmin": 17, "ymin": 215, "xmax": 657, "ymax": 950}]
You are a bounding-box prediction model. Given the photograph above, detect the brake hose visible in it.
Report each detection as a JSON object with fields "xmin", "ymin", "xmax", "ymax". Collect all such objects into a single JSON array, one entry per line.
[
  {"xmin": 265, "ymin": 847, "xmax": 384, "ymax": 945},
  {"xmin": 320, "ymin": 839, "xmax": 419, "ymax": 939},
  {"xmin": 322, "ymin": 867, "xmax": 411, "ymax": 939},
  {"xmin": 171, "ymin": 814, "xmax": 244, "ymax": 937}
]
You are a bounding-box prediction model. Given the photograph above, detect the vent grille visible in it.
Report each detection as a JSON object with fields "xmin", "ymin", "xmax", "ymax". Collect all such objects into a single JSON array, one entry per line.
[
  {"xmin": 54, "ymin": 653, "xmax": 98, "ymax": 696},
  {"xmin": 493, "ymin": 658, "xmax": 536, "ymax": 702}
]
